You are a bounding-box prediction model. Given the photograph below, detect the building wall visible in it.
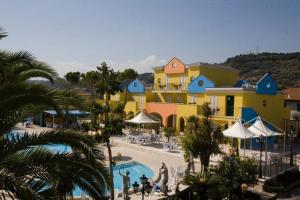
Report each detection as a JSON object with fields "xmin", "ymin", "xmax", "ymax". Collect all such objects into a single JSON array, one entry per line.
[
  {"xmin": 242, "ymin": 92, "xmax": 290, "ymax": 128},
  {"xmin": 199, "ymin": 67, "xmax": 238, "ymax": 87},
  {"xmin": 99, "ymin": 58, "xmax": 288, "ymax": 132}
]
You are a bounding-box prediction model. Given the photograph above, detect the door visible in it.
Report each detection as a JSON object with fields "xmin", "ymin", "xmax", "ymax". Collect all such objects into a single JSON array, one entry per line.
[
  {"xmin": 180, "ymin": 75, "xmax": 185, "ymax": 90},
  {"xmin": 139, "ymin": 95, "xmax": 144, "ymax": 110},
  {"xmin": 226, "ymin": 96, "xmax": 234, "ymax": 116}
]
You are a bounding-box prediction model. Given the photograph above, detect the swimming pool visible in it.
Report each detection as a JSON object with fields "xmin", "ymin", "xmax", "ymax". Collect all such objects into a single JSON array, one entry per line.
[
  {"xmin": 8, "ymin": 131, "xmax": 154, "ymax": 196},
  {"xmin": 73, "ymin": 161, "xmax": 154, "ymax": 196}
]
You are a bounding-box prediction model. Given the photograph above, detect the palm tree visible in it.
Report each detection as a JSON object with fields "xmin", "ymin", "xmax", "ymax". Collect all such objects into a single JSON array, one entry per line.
[
  {"xmin": 181, "ymin": 103, "xmax": 223, "ymax": 173},
  {"xmin": 183, "ymin": 171, "xmax": 226, "ymax": 200},
  {"xmin": 163, "ymin": 127, "xmax": 176, "ymax": 142},
  {"xmin": 0, "ymin": 27, "xmax": 7, "ymax": 40},
  {"xmin": 95, "ymin": 62, "xmax": 122, "ymax": 200},
  {"xmin": 0, "ymin": 27, "xmax": 108, "ymax": 199},
  {"xmin": 0, "ymin": 131, "xmax": 108, "ymax": 199}
]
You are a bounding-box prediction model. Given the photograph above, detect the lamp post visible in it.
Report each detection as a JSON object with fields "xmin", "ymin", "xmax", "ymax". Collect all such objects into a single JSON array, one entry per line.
[
  {"xmin": 132, "ymin": 175, "xmax": 153, "ymax": 200},
  {"xmin": 256, "ymin": 134, "xmax": 265, "ymax": 178},
  {"xmin": 289, "ymin": 125, "xmax": 295, "ymax": 166},
  {"xmin": 132, "ymin": 181, "xmax": 140, "ymax": 194},
  {"xmin": 227, "ymin": 154, "xmax": 235, "ymax": 200}
]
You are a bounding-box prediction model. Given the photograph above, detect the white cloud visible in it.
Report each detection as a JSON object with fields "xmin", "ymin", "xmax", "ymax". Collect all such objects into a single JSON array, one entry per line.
[
  {"xmin": 52, "ymin": 55, "xmax": 166, "ymax": 77},
  {"xmin": 124, "ymin": 55, "xmax": 166, "ymax": 73},
  {"xmin": 51, "ymin": 60, "xmax": 93, "ymax": 77},
  {"xmin": 104, "ymin": 55, "xmax": 166, "ymax": 73}
]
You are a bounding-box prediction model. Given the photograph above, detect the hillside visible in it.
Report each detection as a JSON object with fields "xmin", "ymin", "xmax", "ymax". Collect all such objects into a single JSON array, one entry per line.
[
  {"xmin": 223, "ymin": 52, "xmax": 300, "ymax": 89},
  {"xmin": 137, "ymin": 72, "xmax": 154, "ymax": 86},
  {"xmin": 33, "ymin": 53, "xmax": 300, "ymax": 90}
]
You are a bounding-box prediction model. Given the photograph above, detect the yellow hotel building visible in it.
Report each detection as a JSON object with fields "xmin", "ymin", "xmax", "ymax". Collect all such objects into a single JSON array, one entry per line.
[{"xmin": 109, "ymin": 57, "xmax": 289, "ymax": 132}]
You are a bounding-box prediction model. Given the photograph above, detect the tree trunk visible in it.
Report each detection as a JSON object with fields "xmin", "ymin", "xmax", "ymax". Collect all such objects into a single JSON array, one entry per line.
[
  {"xmin": 90, "ymin": 84, "xmax": 97, "ymax": 127},
  {"xmin": 191, "ymin": 155, "xmax": 195, "ymax": 173},
  {"xmin": 106, "ymin": 140, "xmax": 114, "ymax": 200},
  {"xmin": 105, "ymin": 93, "xmax": 114, "ymax": 200}
]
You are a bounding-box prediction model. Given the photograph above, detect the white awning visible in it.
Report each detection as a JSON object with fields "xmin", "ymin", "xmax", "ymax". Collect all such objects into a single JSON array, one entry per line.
[
  {"xmin": 223, "ymin": 119, "xmax": 255, "ymax": 139},
  {"xmin": 248, "ymin": 117, "xmax": 283, "ymax": 137},
  {"xmin": 125, "ymin": 112, "xmax": 160, "ymax": 124}
]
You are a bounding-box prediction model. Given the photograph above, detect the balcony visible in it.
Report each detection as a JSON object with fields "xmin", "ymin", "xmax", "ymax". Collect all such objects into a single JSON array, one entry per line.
[{"xmin": 152, "ymin": 83, "xmax": 187, "ymax": 93}]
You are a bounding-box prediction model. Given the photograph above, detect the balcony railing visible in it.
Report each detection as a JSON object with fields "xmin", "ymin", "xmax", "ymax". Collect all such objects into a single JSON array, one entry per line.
[{"xmin": 153, "ymin": 83, "xmax": 187, "ymax": 92}]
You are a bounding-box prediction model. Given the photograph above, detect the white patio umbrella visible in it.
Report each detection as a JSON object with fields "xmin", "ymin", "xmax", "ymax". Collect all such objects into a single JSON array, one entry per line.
[
  {"xmin": 223, "ymin": 118, "xmax": 255, "ymax": 155},
  {"xmin": 248, "ymin": 117, "xmax": 283, "ymax": 137},
  {"xmin": 125, "ymin": 112, "xmax": 160, "ymax": 124},
  {"xmin": 247, "ymin": 116, "xmax": 284, "ymax": 168},
  {"xmin": 125, "ymin": 112, "xmax": 160, "ymax": 134}
]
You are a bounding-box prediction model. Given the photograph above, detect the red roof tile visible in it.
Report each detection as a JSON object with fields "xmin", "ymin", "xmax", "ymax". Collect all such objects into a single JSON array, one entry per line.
[{"xmin": 283, "ymin": 88, "xmax": 300, "ymax": 101}]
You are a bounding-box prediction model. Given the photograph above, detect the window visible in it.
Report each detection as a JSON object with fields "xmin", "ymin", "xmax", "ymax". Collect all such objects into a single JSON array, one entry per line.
[
  {"xmin": 177, "ymin": 95, "xmax": 183, "ymax": 103},
  {"xmin": 134, "ymin": 82, "xmax": 137, "ymax": 87},
  {"xmin": 297, "ymin": 103, "xmax": 300, "ymax": 111},
  {"xmin": 226, "ymin": 96, "xmax": 234, "ymax": 116},
  {"xmin": 210, "ymin": 96, "xmax": 218, "ymax": 115},
  {"xmin": 190, "ymin": 95, "xmax": 196, "ymax": 104},
  {"xmin": 262, "ymin": 100, "xmax": 267, "ymax": 107},
  {"xmin": 172, "ymin": 63, "xmax": 177, "ymax": 68},
  {"xmin": 157, "ymin": 78, "xmax": 161, "ymax": 84},
  {"xmin": 198, "ymin": 80, "xmax": 204, "ymax": 87}
]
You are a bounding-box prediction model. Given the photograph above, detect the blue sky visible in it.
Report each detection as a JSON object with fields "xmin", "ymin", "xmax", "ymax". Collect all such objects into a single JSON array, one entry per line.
[{"xmin": 1, "ymin": 0, "xmax": 300, "ymax": 76}]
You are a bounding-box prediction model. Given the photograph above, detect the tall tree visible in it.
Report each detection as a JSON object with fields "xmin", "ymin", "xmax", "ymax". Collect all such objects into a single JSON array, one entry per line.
[
  {"xmin": 182, "ymin": 102, "xmax": 223, "ymax": 173},
  {"xmin": 95, "ymin": 62, "xmax": 122, "ymax": 200},
  {"xmin": 81, "ymin": 71, "xmax": 100, "ymax": 127},
  {"xmin": 64, "ymin": 71, "xmax": 81, "ymax": 88},
  {"xmin": 118, "ymin": 68, "xmax": 138, "ymax": 103},
  {"xmin": 118, "ymin": 68, "xmax": 138, "ymax": 81}
]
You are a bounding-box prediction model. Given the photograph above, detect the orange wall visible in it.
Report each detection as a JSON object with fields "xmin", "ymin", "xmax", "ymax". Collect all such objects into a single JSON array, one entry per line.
[{"xmin": 164, "ymin": 57, "xmax": 185, "ymax": 74}]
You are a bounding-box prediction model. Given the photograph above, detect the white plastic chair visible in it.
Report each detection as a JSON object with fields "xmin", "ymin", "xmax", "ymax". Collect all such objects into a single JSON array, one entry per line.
[
  {"xmin": 176, "ymin": 166, "xmax": 185, "ymax": 181},
  {"xmin": 163, "ymin": 143, "xmax": 172, "ymax": 152}
]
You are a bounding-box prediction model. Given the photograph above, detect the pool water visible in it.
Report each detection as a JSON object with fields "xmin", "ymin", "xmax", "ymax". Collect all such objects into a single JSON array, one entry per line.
[
  {"xmin": 8, "ymin": 131, "xmax": 154, "ymax": 196},
  {"xmin": 73, "ymin": 162, "xmax": 154, "ymax": 196},
  {"xmin": 113, "ymin": 162, "xmax": 154, "ymax": 191}
]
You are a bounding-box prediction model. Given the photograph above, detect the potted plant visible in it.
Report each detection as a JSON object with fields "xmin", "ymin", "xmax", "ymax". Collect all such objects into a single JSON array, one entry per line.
[{"xmin": 163, "ymin": 127, "xmax": 176, "ymax": 142}]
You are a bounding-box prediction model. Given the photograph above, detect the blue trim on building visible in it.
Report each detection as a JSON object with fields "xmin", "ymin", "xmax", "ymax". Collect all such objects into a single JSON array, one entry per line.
[
  {"xmin": 256, "ymin": 73, "xmax": 277, "ymax": 95},
  {"xmin": 128, "ymin": 79, "xmax": 145, "ymax": 93},
  {"xmin": 241, "ymin": 107, "xmax": 275, "ymax": 149},
  {"xmin": 241, "ymin": 107, "xmax": 258, "ymax": 124},
  {"xmin": 187, "ymin": 75, "xmax": 215, "ymax": 93}
]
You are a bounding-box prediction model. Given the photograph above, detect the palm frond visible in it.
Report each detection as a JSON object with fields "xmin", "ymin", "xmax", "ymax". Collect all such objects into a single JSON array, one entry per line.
[{"xmin": 0, "ymin": 27, "xmax": 7, "ymax": 40}]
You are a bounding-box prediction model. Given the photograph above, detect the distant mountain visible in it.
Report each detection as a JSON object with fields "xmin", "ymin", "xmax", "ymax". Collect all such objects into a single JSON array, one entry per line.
[
  {"xmin": 31, "ymin": 53, "xmax": 300, "ymax": 90},
  {"xmin": 137, "ymin": 72, "xmax": 154, "ymax": 86},
  {"xmin": 29, "ymin": 78, "xmax": 66, "ymax": 89},
  {"xmin": 223, "ymin": 52, "xmax": 300, "ymax": 89}
]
